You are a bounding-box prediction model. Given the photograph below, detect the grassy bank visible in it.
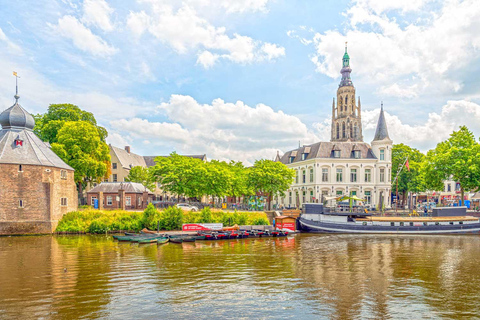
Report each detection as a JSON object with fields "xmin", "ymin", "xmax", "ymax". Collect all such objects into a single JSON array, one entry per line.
[{"xmin": 55, "ymin": 205, "xmax": 270, "ymax": 234}]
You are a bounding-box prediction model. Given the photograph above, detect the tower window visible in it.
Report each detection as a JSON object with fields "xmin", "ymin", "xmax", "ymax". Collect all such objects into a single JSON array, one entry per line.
[
  {"xmin": 61, "ymin": 170, "xmax": 67, "ymax": 179},
  {"xmin": 345, "ymin": 96, "xmax": 348, "ymax": 104},
  {"xmin": 342, "ymin": 123, "xmax": 346, "ymax": 138},
  {"xmin": 19, "ymin": 165, "xmax": 23, "ymax": 172},
  {"xmin": 336, "ymin": 123, "xmax": 339, "ymax": 139},
  {"xmin": 61, "ymin": 198, "xmax": 68, "ymax": 206},
  {"xmin": 380, "ymin": 149, "xmax": 385, "ymax": 161},
  {"xmin": 19, "ymin": 200, "xmax": 24, "ymax": 208}
]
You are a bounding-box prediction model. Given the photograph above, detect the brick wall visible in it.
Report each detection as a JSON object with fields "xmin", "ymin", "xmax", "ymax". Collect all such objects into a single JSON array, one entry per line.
[
  {"xmin": 87, "ymin": 192, "xmax": 153, "ymax": 210},
  {"xmin": 0, "ymin": 164, "xmax": 77, "ymax": 235}
]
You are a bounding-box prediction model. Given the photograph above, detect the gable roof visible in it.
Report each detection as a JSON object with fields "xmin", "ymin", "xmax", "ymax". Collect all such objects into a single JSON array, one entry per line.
[
  {"xmin": 110, "ymin": 145, "xmax": 147, "ymax": 169},
  {"xmin": 278, "ymin": 141, "xmax": 376, "ymax": 164},
  {"xmin": 87, "ymin": 182, "xmax": 153, "ymax": 194}
]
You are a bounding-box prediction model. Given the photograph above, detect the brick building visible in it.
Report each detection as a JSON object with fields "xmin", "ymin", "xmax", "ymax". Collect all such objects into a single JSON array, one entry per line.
[
  {"xmin": 87, "ymin": 182, "xmax": 154, "ymax": 210},
  {"xmin": 0, "ymin": 92, "xmax": 77, "ymax": 235}
]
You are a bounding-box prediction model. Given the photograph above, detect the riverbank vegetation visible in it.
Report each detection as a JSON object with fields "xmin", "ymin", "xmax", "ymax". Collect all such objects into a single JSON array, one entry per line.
[{"xmin": 55, "ymin": 204, "xmax": 270, "ymax": 234}]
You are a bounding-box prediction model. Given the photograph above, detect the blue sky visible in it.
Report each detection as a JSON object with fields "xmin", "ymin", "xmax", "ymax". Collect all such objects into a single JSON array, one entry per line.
[{"xmin": 1, "ymin": 0, "xmax": 479, "ymax": 164}]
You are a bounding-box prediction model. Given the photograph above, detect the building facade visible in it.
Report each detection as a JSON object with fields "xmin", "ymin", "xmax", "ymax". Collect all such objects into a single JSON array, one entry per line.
[
  {"xmin": 275, "ymin": 45, "xmax": 393, "ymax": 209},
  {"xmin": 0, "ymin": 92, "xmax": 77, "ymax": 234},
  {"xmin": 87, "ymin": 182, "xmax": 154, "ymax": 210}
]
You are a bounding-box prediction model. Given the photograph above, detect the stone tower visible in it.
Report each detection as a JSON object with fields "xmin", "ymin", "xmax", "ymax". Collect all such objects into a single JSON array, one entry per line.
[{"xmin": 331, "ymin": 43, "xmax": 363, "ymax": 142}]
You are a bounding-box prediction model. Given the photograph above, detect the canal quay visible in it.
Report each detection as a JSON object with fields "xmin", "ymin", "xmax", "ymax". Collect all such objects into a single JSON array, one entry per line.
[{"xmin": 1, "ymin": 234, "xmax": 480, "ymax": 319}]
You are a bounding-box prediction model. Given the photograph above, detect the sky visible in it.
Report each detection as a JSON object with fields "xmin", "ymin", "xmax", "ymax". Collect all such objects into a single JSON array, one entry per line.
[{"xmin": 0, "ymin": 0, "xmax": 480, "ymax": 165}]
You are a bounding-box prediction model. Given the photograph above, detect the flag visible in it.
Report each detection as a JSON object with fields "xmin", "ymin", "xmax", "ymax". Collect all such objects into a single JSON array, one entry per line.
[
  {"xmin": 405, "ymin": 159, "xmax": 410, "ymax": 171},
  {"xmin": 13, "ymin": 71, "xmax": 17, "ymax": 77}
]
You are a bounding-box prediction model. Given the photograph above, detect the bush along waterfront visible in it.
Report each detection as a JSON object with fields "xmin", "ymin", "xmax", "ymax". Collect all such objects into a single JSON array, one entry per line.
[{"xmin": 55, "ymin": 204, "xmax": 270, "ymax": 234}]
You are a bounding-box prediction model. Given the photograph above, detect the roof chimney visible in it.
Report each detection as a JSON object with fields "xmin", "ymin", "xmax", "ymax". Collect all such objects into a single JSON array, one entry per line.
[{"xmin": 125, "ymin": 146, "xmax": 131, "ymax": 154}]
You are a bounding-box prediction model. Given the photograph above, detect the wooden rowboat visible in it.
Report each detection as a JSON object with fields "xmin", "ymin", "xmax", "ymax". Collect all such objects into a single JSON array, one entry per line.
[
  {"xmin": 169, "ymin": 238, "xmax": 183, "ymax": 244},
  {"xmin": 137, "ymin": 238, "xmax": 160, "ymax": 244}
]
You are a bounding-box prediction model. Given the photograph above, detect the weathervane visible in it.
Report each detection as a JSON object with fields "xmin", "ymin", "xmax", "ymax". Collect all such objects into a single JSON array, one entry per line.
[{"xmin": 13, "ymin": 71, "xmax": 20, "ymax": 102}]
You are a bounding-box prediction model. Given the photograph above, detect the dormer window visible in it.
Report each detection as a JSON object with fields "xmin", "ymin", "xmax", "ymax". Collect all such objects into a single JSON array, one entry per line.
[
  {"xmin": 301, "ymin": 153, "xmax": 307, "ymax": 160},
  {"xmin": 353, "ymin": 150, "xmax": 360, "ymax": 159},
  {"xmin": 334, "ymin": 150, "xmax": 341, "ymax": 158},
  {"xmin": 14, "ymin": 135, "xmax": 23, "ymax": 147},
  {"xmin": 289, "ymin": 156, "xmax": 295, "ymax": 164}
]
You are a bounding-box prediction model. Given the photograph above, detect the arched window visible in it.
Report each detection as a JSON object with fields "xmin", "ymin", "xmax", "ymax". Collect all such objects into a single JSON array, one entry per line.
[
  {"xmin": 345, "ymin": 96, "xmax": 348, "ymax": 105},
  {"xmin": 353, "ymin": 123, "xmax": 358, "ymax": 138},
  {"xmin": 336, "ymin": 123, "xmax": 340, "ymax": 139},
  {"xmin": 342, "ymin": 122, "xmax": 346, "ymax": 138},
  {"xmin": 350, "ymin": 124, "xmax": 353, "ymax": 138}
]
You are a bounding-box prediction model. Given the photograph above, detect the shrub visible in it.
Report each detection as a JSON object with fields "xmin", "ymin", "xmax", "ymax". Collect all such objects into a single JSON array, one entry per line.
[
  {"xmin": 142, "ymin": 203, "xmax": 161, "ymax": 230},
  {"xmin": 197, "ymin": 207, "xmax": 213, "ymax": 223},
  {"xmin": 235, "ymin": 211, "xmax": 249, "ymax": 225},
  {"xmin": 159, "ymin": 206, "xmax": 184, "ymax": 230},
  {"xmin": 251, "ymin": 217, "xmax": 270, "ymax": 225}
]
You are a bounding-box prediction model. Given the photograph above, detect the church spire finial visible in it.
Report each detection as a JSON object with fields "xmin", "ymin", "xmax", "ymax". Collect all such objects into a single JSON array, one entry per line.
[
  {"xmin": 345, "ymin": 41, "xmax": 347, "ymax": 53},
  {"xmin": 13, "ymin": 71, "xmax": 20, "ymax": 102}
]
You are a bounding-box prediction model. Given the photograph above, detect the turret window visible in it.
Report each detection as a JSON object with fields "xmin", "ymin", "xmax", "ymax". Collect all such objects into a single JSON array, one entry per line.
[
  {"xmin": 380, "ymin": 149, "xmax": 385, "ymax": 161},
  {"xmin": 342, "ymin": 123, "xmax": 346, "ymax": 138}
]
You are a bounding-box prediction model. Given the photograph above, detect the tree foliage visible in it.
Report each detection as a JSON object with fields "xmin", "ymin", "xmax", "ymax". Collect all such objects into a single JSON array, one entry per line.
[
  {"xmin": 126, "ymin": 166, "xmax": 156, "ymax": 191},
  {"xmin": 34, "ymin": 103, "xmax": 108, "ymax": 143},
  {"xmin": 52, "ymin": 121, "xmax": 111, "ymax": 187},
  {"xmin": 425, "ymin": 126, "xmax": 480, "ymax": 204},
  {"xmin": 391, "ymin": 144, "xmax": 427, "ymax": 204},
  {"xmin": 247, "ymin": 159, "xmax": 295, "ymax": 209}
]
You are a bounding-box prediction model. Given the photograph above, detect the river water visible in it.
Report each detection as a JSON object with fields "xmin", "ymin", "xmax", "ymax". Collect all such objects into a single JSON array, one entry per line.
[{"xmin": 1, "ymin": 234, "xmax": 480, "ymax": 319}]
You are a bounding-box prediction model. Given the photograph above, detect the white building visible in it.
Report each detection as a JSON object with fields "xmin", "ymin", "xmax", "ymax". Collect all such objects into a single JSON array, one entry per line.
[{"xmin": 275, "ymin": 45, "xmax": 393, "ymax": 209}]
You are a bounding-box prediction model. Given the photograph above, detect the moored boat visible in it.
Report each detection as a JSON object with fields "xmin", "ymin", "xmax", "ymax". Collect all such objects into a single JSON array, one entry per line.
[
  {"xmin": 169, "ymin": 238, "xmax": 183, "ymax": 243},
  {"xmin": 157, "ymin": 238, "xmax": 169, "ymax": 244},
  {"xmin": 299, "ymin": 204, "xmax": 480, "ymax": 234}
]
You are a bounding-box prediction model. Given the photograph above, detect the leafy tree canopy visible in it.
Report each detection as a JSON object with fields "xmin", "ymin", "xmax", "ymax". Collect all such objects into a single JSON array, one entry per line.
[
  {"xmin": 34, "ymin": 104, "xmax": 107, "ymax": 143},
  {"xmin": 52, "ymin": 121, "xmax": 111, "ymax": 188},
  {"xmin": 126, "ymin": 166, "xmax": 156, "ymax": 191},
  {"xmin": 247, "ymin": 159, "xmax": 295, "ymax": 209},
  {"xmin": 391, "ymin": 143, "xmax": 426, "ymax": 194},
  {"xmin": 425, "ymin": 126, "xmax": 480, "ymax": 204}
]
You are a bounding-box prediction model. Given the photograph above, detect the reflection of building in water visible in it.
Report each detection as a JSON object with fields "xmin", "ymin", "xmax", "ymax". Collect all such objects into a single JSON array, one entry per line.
[{"xmin": 293, "ymin": 236, "xmax": 480, "ymax": 320}]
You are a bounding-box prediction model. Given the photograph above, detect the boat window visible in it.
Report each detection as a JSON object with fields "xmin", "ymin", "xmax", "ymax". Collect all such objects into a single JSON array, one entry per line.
[
  {"xmin": 435, "ymin": 222, "xmax": 440, "ymax": 225},
  {"xmin": 390, "ymin": 222, "xmax": 395, "ymax": 226},
  {"xmin": 459, "ymin": 221, "xmax": 463, "ymax": 225},
  {"xmin": 409, "ymin": 222, "xmax": 414, "ymax": 226},
  {"xmin": 423, "ymin": 222, "xmax": 428, "ymax": 226},
  {"xmin": 363, "ymin": 222, "xmax": 367, "ymax": 226},
  {"xmin": 449, "ymin": 222, "xmax": 454, "ymax": 225},
  {"xmin": 400, "ymin": 222, "xmax": 404, "ymax": 226}
]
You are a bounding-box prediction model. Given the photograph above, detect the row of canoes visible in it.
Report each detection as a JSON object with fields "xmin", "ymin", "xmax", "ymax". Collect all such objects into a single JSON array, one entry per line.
[{"xmin": 112, "ymin": 229, "xmax": 290, "ymax": 244}]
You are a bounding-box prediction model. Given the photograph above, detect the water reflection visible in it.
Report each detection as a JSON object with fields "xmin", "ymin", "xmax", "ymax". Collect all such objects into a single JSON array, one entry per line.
[{"xmin": 1, "ymin": 234, "xmax": 480, "ymax": 319}]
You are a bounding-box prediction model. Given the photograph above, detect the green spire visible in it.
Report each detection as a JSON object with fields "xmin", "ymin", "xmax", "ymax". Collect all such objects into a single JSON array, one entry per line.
[{"xmin": 343, "ymin": 42, "xmax": 349, "ymax": 67}]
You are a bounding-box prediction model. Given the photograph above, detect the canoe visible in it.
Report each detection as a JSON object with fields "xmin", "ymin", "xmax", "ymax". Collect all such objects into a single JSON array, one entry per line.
[
  {"xmin": 141, "ymin": 228, "xmax": 158, "ymax": 234},
  {"xmin": 137, "ymin": 238, "xmax": 160, "ymax": 244},
  {"xmin": 192, "ymin": 235, "xmax": 206, "ymax": 240},
  {"xmin": 181, "ymin": 237, "xmax": 196, "ymax": 242},
  {"xmin": 169, "ymin": 238, "xmax": 183, "ymax": 243},
  {"xmin": 115, "ymin": 235, "xmax": 137, "ymax": 241},
  {"xmin": 157, "ymin": 238, "xmax": 169, "ymax": 244}
]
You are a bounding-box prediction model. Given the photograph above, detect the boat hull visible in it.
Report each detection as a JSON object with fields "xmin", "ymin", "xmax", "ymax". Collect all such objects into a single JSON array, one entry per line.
[{"xmin": 299, "ymin": 217, "xmax": 480, "ymax": 234}]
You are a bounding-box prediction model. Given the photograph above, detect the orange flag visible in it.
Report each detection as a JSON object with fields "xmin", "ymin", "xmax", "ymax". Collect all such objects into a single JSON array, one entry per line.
[{"xmin": 405, "ymin": 159, "xmax": 410, "ymax": 171}]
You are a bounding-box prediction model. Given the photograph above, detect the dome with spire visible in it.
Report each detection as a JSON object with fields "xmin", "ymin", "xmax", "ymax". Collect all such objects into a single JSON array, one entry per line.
[{"xmin": 0, "ymin": 97, "xmax": 35, "ymax": 130}]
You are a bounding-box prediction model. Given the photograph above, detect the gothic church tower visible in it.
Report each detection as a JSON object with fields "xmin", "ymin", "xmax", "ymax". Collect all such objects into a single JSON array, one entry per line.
[{"xmin": 331, "ymin": 43, "xmax": 363, "ymax": 142}]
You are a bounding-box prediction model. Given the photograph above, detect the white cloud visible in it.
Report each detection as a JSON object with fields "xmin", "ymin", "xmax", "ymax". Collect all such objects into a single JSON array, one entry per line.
[
  {"xmin": 196, "ymin": 50, "xmax": 219, "ymax": 68},
  {"xmin": 301, "ymin": 0, "xmax": 480, "ymax": 98},
  {"xmin": 50, "ymin": 15, "xmax": 117, "ymax": 57},
  {"xmin": 110, "ymin": 94, "xmax": 319, "ymax": 164},
  {"xmin": 0, "ymin": 27, "xmax": 22, "ymax": 54},
  {"xmin": 82, "ymin": 0, "xmax": 115, "ymax": 32},
  {"xmin": 126, "ymin": 3, "xmax": 284, "ymax": 67},
  {"xmin": 361, "ymin": 100, "xmax": 480, "ymax": 151},
  {"xmin": 175, "ymin": 0, "xmax": 271, "ymax": 14}
]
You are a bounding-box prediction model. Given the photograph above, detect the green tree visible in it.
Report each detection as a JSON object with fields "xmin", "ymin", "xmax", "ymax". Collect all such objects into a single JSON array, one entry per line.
[
  {"xmin": 391, "ymin": 143, "xmax": 426, "ymax": 206},
  {"xmin": 247, "ymin": 159, "xmax": 295, "ymax": 210},
  {"xmin": 227, "ymin": 161, "xmax": 254, "ymax": 201},
  {"xmin": 125, "ymin": 166, "xmax": 156, "ymax": 191},
  {"xmin": 150, "ymin": 153, "xmax": 204, "ymax": 201},
  {"xmin": 34, "ymin": 104, "xmax": 108, "ymax": 143},
  {"xmin": 425, "ymin": 126, "xmax": 480, "ymax": 205},
  {"xmin": 52, "ymin": 121, "xmax": 111, "ymax": 193},
  {"xmin": 200, "ymin": 160, "xmax": 234, "ymax": 205}
]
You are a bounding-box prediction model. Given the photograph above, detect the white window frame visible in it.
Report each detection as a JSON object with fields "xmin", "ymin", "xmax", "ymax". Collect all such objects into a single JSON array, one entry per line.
[
  {"xmin": 380, "ymin": 168, "xmax": 385, "ymax": 183},
  {"xmin": 336, "ymin": 168, "xmax": 343, "ymax": 182},
  {"xmin": 380, "ymin": 149, "xmax": 385, "ymax": 161},
  {"xmin": 309, "ymin": 168, "xmax": 314, "ymax": 183},
  {"xmin": 61, "ymin": 170, "xmax": 67, "ymax": 179},
  {"xmin": 61, "ymin": 198, "xmax": 68, "ymax": 206},
  {"xmin": 126, "ymin": 196, "xmax": 131, "ymax": 206},
  {"xmin": 322, "ymin": 168, "xmax": 329, "ymax": 182},
  {"xmin": 91, "ymin": 196, "xmax": 97, "ymax": 206},
  {"xmin": 351, "ymin": 169, "xmax": 357, "ymax": 182},
  {"xmin": 365, "ymin": 169, "xmax": 371, "ymax": 183},
  {"xmin": 107, "ymin": 196, "xmax": 113, "ymax": 206}
]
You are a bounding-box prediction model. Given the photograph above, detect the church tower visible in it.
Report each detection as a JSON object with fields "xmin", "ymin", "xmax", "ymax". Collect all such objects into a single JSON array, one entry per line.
[{"xmin": 331, "ymin": 43, "xmax": 363, "ymax": 142}]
